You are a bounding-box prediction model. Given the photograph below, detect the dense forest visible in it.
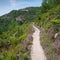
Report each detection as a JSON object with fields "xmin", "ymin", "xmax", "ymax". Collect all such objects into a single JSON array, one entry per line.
[{"xmin": 0, "ymin": 0, "xmax": 60, "ymax": 60}]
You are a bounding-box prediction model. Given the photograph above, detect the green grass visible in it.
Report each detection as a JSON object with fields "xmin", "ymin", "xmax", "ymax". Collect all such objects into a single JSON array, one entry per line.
[
  {"xmin": 19, "ymin": 34, "xmax": 27, "ymax": 41},
  {"xmin": 40, "ymin": 36, "xmax": 56, "ymax": 60}
]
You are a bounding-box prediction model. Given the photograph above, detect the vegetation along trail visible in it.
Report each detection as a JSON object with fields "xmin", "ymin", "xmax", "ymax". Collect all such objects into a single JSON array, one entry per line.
[{"xmin": 31, "ymin": 25, "xmax": 47, "ymax": 60}]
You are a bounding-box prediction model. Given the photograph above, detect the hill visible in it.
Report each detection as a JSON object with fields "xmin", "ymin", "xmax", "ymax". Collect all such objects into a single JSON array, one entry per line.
[{"xmin": 0, "ymin": 1, "xmax": 60, "ymax": 60}]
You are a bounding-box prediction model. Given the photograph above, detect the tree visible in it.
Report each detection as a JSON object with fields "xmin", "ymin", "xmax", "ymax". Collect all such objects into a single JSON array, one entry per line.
[
  {"xmin": 41, "ymin": 0, "xmax": 60, "ymax": 13},
  {"xmin": 47, "ymin": 0, "xmax": 60, "ymax": 7},
  {"xmin": 41, "ymin": 0, "xmax": 50, "ymax": 13}
]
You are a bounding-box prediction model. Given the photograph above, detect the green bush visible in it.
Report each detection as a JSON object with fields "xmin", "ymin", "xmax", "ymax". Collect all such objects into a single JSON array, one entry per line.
[{"xmin": 51, "ymin": 19, "xmax": 60, "ymax": 31}]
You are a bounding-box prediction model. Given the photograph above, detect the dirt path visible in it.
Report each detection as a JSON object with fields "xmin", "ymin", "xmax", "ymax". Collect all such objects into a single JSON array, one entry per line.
[{"xmin": 31, "ymin": 25, "xmax": 46, "ymax": 60}]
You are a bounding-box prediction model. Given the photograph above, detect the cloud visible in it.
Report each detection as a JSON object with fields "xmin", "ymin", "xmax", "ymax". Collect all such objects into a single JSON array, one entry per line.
[{"xmin": 10, "ymin": 0, "xmax": 16, "ymax": 8}]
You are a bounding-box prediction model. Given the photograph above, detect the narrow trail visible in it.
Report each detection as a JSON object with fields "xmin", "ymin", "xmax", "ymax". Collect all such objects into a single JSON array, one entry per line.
[{"xmin": 31, "ymin": 25, "xmax": 46, "ymax": 60}]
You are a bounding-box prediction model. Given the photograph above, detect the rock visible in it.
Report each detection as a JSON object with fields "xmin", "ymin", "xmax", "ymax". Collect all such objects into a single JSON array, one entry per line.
[{"xmin": 54, "ymin": 33, "xmax": 58, "ymax": 38}]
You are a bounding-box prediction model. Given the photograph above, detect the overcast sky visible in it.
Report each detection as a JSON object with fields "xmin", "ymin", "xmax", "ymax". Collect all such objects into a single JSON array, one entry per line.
[{"xmin": 0, "ymin": 0, "xmax": 42, "ymax": 16}]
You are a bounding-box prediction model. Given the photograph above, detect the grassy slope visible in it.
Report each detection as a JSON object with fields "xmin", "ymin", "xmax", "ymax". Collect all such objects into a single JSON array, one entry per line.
[{"xmin": 35, "ymin": 5, "xmax": 60, "ymax": 60}]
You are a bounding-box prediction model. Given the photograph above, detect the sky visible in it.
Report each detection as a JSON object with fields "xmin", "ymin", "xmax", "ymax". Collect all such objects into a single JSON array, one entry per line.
[{"xmin": 0, "ymin": 0, "xmax": 42, "ymax": 16}]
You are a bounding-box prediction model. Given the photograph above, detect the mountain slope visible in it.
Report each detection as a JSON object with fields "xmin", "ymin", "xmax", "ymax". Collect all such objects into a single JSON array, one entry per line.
[{"xmin": 0, "ymin": 3, "xmax": 60, "ymax": 60}]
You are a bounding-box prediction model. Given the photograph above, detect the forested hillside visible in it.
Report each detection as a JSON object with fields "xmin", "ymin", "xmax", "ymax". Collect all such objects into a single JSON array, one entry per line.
[{"xmin": 0, "ymin": 0, "xmax": 60, "ymax": 60}]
